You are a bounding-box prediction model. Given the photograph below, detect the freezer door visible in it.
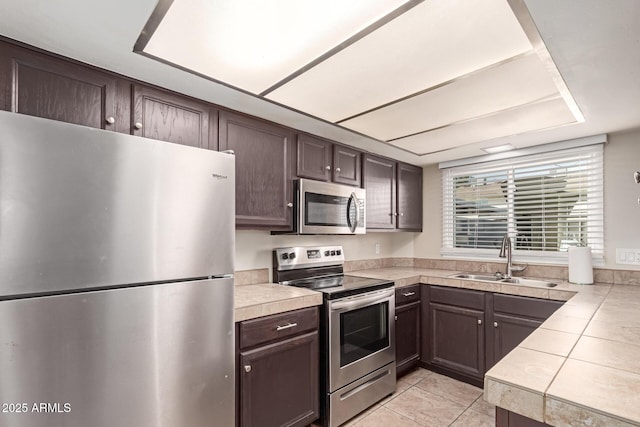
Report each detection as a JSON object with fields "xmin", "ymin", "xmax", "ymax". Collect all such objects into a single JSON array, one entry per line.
[
  {"xmin": 0, "ymin": 112, "xmax": 234, "ymax": 297},
  {"xmin": 0, "ymin": 278, "xmax": 234, "ymax": 427}
]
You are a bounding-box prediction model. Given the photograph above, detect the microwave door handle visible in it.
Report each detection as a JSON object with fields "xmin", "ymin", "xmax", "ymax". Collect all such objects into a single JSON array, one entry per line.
[{"xmin": 348, "ymin": 192, "xmax": 359, "ymax": 233}]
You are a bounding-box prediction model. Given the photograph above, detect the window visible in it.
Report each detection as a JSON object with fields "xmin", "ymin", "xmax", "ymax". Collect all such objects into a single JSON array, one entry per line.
[{"xmin": 441, "ymin": 142, "xmax": 604, "ymax": 262}]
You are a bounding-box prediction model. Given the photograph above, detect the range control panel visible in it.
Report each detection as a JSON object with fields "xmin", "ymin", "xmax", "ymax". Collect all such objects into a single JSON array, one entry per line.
[{"xmin": 274, "ymin": 245, "xmax": 345, "ymax": 271}]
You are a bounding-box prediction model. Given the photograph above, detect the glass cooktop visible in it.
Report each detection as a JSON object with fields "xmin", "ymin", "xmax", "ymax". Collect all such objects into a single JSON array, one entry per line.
[{"xmin": 286, "ymin": 274, "xmax": 393, "ymax": 300}]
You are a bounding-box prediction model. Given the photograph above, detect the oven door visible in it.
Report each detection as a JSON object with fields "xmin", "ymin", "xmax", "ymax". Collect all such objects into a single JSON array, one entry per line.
[
  {"xmin": 327, "ymin": 288, "xmax": 395, "ymax": 392},
  {"xmin": 298, "ymin": 179, "xmax": 365, "ymax": 235}
]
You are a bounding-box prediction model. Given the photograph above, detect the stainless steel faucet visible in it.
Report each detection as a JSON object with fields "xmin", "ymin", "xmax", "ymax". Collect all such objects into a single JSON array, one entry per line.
[{"xmin": 499, "ymin": 234, "xmax": 527, "ymax": 278}]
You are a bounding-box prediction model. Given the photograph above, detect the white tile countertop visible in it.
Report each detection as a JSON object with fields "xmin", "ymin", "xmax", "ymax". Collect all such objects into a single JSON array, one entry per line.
[{"xmin": 234, "ymin": 265, "xmax": 640, "ymax": 426}]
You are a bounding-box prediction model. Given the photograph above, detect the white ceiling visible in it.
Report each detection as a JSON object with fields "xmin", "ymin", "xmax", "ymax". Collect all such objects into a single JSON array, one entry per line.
[{"xmin": 0, "ymin": 0, "xmax": 638, "ymax": 166}]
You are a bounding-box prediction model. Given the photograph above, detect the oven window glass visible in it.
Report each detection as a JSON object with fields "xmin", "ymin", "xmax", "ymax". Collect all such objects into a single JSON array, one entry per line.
[
  {"xmin": 340, "ymin": 301, "xmax": 389, "ymax": 367},
  {"xmin": 305, "ymin": 192, "xmax": 349, "ymax": 227}
]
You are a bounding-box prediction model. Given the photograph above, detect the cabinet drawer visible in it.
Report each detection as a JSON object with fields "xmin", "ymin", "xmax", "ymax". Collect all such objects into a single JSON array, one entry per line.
[
  {"xmin": 239, "ymin": 307, "xmax": 318, "ymax": 350},
  {"xmin": 395, "ymin": 285, "xmax": 420, "ymax": 306},
  {"xmin": 493, "ymin": 294, "xmax": 563, "ymax": 321},
  {"xmin": 430, "ymin": 286, "xmax": 485, "ymax": 310}
]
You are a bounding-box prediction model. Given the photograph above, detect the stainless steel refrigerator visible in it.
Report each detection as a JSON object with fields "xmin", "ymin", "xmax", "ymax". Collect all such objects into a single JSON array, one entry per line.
[{"xmin": 0, "ymin": 111, "xmax": 235, "ymax": 427}]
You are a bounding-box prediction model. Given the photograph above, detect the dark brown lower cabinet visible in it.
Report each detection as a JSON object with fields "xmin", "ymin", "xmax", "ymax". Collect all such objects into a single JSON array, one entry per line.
[
  {"xmin": 487, "ymin": 294, "xmax": 563, "ymax": 369},
  {"xmin": 496, "ymin": 407, "xmax": 550, "ymax": 427},
  {"xmin": 422, "ymin": 285, "xmax": 487, "ymax": 386},
  {"xmin": 236, "ymin": 307, "xmax": 319, "ymax": 427},
  {"xmin": 395, "ymin": 285, "xmax": 421, "ymax": 377}
]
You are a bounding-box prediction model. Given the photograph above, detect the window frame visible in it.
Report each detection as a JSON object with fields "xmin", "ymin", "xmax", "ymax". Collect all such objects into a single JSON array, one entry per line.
[{"xmin": 440, "ymin": 139, "xmax": 605, "ymax": 265}]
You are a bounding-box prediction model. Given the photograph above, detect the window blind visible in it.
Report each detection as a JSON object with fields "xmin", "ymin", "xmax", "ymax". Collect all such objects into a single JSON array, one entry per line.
[{"xmin": 441, "ymin": 144, "xmax": 604, "ymax": 260}]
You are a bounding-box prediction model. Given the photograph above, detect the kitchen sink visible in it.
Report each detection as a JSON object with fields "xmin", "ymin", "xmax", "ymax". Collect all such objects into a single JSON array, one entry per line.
[
  {"xmin": 450, "ymin": 273, "xmax": 502, "ymax": 281},
  {"xmin": 500, "ymin": 277, "xmax": 558, "ymax": 287},
  {"xmin": 450, "ymin": 273, "xmax": 558, "ymax": 288}
]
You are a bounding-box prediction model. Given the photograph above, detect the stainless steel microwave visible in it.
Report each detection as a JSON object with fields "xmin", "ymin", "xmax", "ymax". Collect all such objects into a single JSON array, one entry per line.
[{"xmin": 294, "ymin": 179, "xmax": 365, "ymax": 235}]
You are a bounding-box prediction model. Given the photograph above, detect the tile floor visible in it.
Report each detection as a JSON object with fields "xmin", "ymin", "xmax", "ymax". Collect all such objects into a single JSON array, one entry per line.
[{"xmin": 343, "ymin": 368, "xmax": 495, "ymax": 427}]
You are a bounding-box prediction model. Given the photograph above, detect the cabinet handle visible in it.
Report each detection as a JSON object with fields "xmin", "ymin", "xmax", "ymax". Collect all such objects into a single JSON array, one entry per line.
[
  {"xmin": 335, "ymin": 167, "xmax": 341, "ymax": 173},
  {"xmin": 325, "ymin": 165, "xmax": 331, "ymax": 171},
  {"xmin": 276, "ymin": 322, "xmax": 298, "ymax": 331},
  {"xmin": 286, "ymin": 202, "xmax": 293, "ymax": 208},
  {"xmin": 477, "ymin": 319, "xmax": 482, "ymax": 325},
  {"xmin": 493, "ymin": 322, "xmax": 498, "ymax": 328},
  {"xmin": 134, "ymin": 122, "xmax": 143, "ymax": 130},
  {"xmin": 394, "ymin": 315, "xmax": 398, "ymax": 321},
  {"xmin": 402, "ymin": 291, "xmax": 416, "ymax": 297},
  {"xmin": 244, "ymin": 365, "xmax": 251, "ymax": 373},
  {"xmin": 105, "ymin": 116, "xmax": 115, "ymax": 124}
]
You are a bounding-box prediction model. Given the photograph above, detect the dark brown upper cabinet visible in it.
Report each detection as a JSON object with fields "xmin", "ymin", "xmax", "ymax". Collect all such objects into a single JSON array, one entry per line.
[
  {"xmin": 397, "ymin": 162, "xmax": 423, "ymax": 231},
  {"xmin": 0, "ymin": 40, "xmax": 130, "ymax": 132},
  {"xmin": 364, "ymin": 154, "xmax": 423, "ymax": 231},
  {"xmin": 132, "ymin": 84, "xmax": 217, "ymax": 150},
  {"xmin": 219, "ymin": 110, "xmax": 295, "ymax": 230},
  {"xmin": 363, "ymin": 154, "xmax": 397, "ymax": 230},
  {"xmin": 296, "ymin": 134, "xmax": 361, "ymax": 187}
]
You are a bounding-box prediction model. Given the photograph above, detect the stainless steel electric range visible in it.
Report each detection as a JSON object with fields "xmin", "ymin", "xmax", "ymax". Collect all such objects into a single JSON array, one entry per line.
[{"xmin": 273, "ymin": 245, "xmax": 396, "ymax": 427}]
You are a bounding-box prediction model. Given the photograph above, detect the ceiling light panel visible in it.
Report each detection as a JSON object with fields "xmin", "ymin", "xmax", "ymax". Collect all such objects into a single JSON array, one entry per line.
[
  {"xmin": 392, "ymin": 97, "xmax": 577, "ymax": 155},
  {"xmin": 266, "ymin": 0, "xmax": 533, "ymax": 122},
  {"xmin": 143, "ymin": 0, "xmax": 408, "ymax": 94},
  {"xmin": 340, "ymin": 53, "xmax": 559, "ymax": 141}
]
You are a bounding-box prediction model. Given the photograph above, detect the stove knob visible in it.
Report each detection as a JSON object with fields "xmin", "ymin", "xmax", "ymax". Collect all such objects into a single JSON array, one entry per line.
[
  {"xmin": 336, "ymin": 249, "xmax": 342, "ymax": 256},
  {"xmin": 324, "ymin": 250, "xmax": 330, "ymax": 256},
  {"xmin": 281, "ymin": 253, "xmax": 289, "ymax": 260},
  {"xmin": 289, "ymin": 252, "xmax": 296, "ymax": 260},
  {"xmin": 330, "ymin": 250, "xmax": 336, "ymax": 256}
]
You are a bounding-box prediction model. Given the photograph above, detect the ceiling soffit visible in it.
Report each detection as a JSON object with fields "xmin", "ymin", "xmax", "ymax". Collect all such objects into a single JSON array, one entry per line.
[{"xmin": 137, "ymin": 0, "xmax": 584, "ymax": 157}]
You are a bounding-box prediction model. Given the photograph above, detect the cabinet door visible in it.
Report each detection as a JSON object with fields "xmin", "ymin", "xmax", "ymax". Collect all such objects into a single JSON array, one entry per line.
[
  {"xmin": 0, "ymin": 42, "xmax": 117, "ymax": 130},
  {"xmin": 132, "ymin": 84, "xmax": 215, "ymax": 149},
  {"xmin": 395, "ymin": 300, "xmax": 421, "ymax": 377},
  {"xmin": 428, "ymin": 302, "xmax": 485, "ymax": 381},
  {"xmin": 491, "ymin": 313, "xmax": 541, "ymax": 368},
  {"xmin": 239, "ymin": 332, "xmax": 319, "ymax": 427},
  {"xmin": 363, "ymin": 154, "xmax": 396, "ymax": 229},
  {"xmin": 333, "ymin": 144, "xmax": 361, "ymax": 187},
  {"xmin": 219, "ymin": 110, "xmax": 295, "ymax": 229},
  {"xmin": 397, "ymin": 162, "xmax": 423, "ymax": 231},
  {"xmin": 496, "ymin": 407, "xmax": 551, "ymax": 427},
  {"xmin": 296, "ymin": 134, "xmax": 332, "ymax": 181}
]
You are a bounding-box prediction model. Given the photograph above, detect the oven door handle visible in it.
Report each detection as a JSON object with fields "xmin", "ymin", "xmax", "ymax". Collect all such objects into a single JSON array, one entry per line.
[{"xmin": 330, "ymin": 288, "xmax": 394, "ymax": 311}]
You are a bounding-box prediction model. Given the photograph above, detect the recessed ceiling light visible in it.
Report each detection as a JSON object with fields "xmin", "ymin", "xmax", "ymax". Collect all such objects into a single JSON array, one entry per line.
[{"xmin": 482, "ymin": 144, "xmax": 515, "ymax": 154}]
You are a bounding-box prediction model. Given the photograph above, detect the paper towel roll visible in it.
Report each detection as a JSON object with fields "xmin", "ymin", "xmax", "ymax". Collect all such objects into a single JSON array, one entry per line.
[{"xmin": 568, "ymin": 246, "xmax": 593, "ymax": 285}]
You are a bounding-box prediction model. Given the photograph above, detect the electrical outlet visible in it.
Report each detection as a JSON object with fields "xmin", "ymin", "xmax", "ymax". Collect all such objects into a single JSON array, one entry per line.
[
  {"xmin": 616, "ymin": 248, "xmax": 640, "ymax": 265},
  {"xmin": 375, "ymin": 243, "xmax": 380, "ymax": 254}
]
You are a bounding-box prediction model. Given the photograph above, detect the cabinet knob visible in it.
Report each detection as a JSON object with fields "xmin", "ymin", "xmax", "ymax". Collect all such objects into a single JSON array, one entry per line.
[
  {"xmin": 244, "ymin": 365, "xmax": 251, "ymax": 373},
  {"xmin": 493, "ymin": 322, "xmax": 498, "ymax": 328},
  {"xmin": 325, "ymin": 165, "xmax": 331, "ymax": 171},
  {"xmin": 335, "ymin": 167, "xmax": 341, "ymax": 173},
  {"xmin": 393, "ymin": 212, "xmax": 399, "ymax": 216},
  {"xmin": 105, "ymin": 116, "xmax": 115, "ymax": 124},
  {"xmin": 134, "ymin": 122, "xmax": 143, "ymax": 130},
  {"xmin": 394, "ymin": 315, "xmax": 398, "ymax": 321},
  {"xmin": 477, "ymin": 319, "xmax": 482, "ymax": 325},
  {"xmin": 399, "ymin": 212, "xmax": 404, "ymax": 216},
  {"xmin": 286, "ymin": 202, "xmax": 293, "ymax": 208}
]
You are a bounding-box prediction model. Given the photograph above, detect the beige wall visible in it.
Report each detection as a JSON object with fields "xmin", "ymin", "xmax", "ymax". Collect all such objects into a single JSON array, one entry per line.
[
  {"xmin": 235, "ymin": 230, "xmax": 416, "ymax": 277},
  {"xmin": 413, "ymin": 128, "xmax": 640, "ymax": 270}
]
